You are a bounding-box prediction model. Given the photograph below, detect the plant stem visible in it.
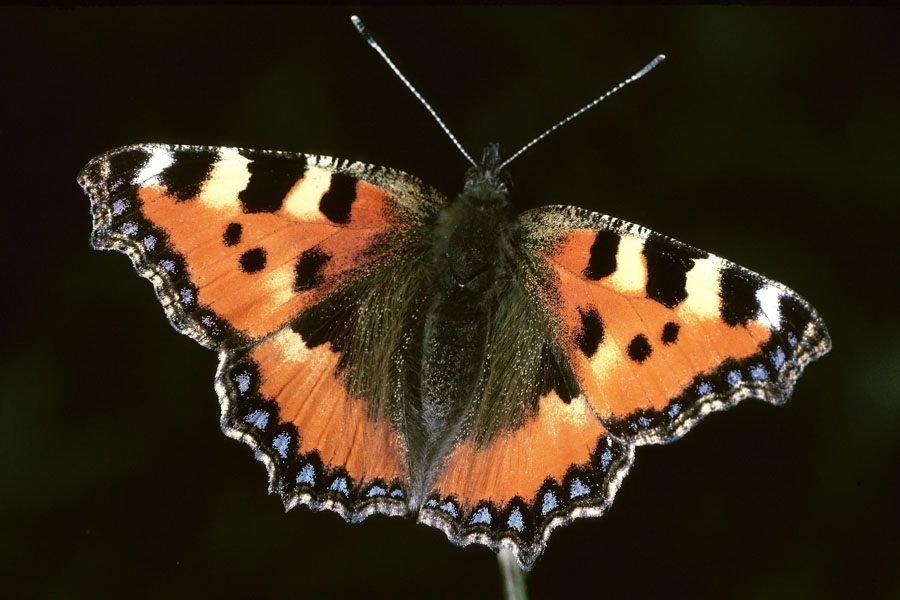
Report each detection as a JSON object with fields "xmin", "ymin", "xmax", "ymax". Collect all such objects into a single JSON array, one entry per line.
[{"xmin": 498, "ymin": 548, "xmax": 528, "ymax": 600}]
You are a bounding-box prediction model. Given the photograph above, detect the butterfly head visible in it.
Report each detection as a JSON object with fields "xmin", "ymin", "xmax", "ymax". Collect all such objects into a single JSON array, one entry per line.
[{"xmin": 461, "ymin": 143, "xmax": 512, "ymax": 209}]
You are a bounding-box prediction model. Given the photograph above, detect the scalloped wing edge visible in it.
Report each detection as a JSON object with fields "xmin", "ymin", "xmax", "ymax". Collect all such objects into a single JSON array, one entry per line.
[{"xmin": 417, "ymin": 443, "xmax": 635, "ymax": 570}]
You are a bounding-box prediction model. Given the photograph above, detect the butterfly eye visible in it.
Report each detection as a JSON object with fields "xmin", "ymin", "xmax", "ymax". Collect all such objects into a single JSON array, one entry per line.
[{"xmin": 499, "ymin": 170, "xmax": 514, "ymax": 194}]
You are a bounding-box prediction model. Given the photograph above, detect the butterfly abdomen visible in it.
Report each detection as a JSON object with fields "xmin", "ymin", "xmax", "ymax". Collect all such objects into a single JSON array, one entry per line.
[{"xmin": 407, "ymin": 183, "xmax": 516, "ymax": 494}]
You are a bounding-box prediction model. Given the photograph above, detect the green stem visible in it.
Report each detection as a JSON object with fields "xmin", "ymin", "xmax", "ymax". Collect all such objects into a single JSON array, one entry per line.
[{"xmin": 498, "ymin": 548, "xmax": 528, "ymax": 600}]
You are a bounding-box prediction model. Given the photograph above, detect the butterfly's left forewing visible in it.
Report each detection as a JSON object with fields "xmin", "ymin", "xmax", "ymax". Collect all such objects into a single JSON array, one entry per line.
[
  {"xmin": 80, "ymin": 144, "xmax": 445, "ymax": 520},
  {"xmin": 79, "ymin": 144, "xmax": 442, "ymax": 346}
]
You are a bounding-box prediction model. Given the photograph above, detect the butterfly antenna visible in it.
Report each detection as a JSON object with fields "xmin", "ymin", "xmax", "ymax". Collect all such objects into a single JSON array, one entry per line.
[
  {"xmin": 499, "ymin": 54, "xmax": 666, "ymax": 170},
  {"xmin": 351, "ymin": 15, "xmax": 478, "ymax": 169}
]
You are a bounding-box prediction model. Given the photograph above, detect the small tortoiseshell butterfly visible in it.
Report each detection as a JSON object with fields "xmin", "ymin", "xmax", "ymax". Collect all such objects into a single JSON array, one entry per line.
[{"xmin": 78, "ymin": 17, "xmax": 830, "ymax": 569}]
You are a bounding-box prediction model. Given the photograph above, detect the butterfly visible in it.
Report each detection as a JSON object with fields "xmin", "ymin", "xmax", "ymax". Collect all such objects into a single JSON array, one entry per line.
[{"xmin": 77, "ymin": 17, "xmax": 830, "ymax": 570}]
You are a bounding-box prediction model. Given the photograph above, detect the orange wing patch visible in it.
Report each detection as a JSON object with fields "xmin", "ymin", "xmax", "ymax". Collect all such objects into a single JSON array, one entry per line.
[
  {"xmin": 135, "ymin": 149, "xmax": 403, "ymax": 339},
  {"xmin": 252, "ymin": 328, "xmax": 406, "ymax": 484},
  {"xmin": 548, "ymin": 253, "xmax": 769, "ymax": 418},
  {"xmin": 433, "ymin": 393, "xmax": 603, "ymax": 507}
]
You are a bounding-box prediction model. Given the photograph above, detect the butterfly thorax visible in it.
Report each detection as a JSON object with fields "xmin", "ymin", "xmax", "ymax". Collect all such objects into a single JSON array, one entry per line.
[{"xmin": 433, "ymin": 144, "xmax": 513, "ymax": 293}]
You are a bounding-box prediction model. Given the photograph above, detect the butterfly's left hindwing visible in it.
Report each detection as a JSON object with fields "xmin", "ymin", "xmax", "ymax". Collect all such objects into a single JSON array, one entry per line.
[
  {"xmin": 79, "ymin": 144, "xmax": 446, "ymax": 520},
  {"xmin": 218, "ymin": 330, "xmax": 413, "ymax": 520},
  {"xmin": 518, "ymin": 205, "xmax": 831, "ymax": 444}
]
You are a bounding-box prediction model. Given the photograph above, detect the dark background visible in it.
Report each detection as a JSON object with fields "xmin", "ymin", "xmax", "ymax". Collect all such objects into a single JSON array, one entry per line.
[{"xmin": 3, "ymin": 6, "xmax": 898, "ymax": 599}]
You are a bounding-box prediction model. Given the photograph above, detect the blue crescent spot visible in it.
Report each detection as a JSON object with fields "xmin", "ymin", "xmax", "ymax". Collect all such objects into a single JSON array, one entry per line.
[
  {"xmin": 570, "ymin": 478, "xmax": 590, "ymax": 498},
  {"xmin": 600, "ymin": 447, "xmax": 614, "ymax": 469},
  {"xmin": 272, "ymin": 432, "xmax": 291, "ymax": 458},
  {"xmin": 366, "ymin": 485, "xmax": 387, "ymax": 498},
  {"xmin": 507, "ymin": 508, "xmax": 524, "ymax": 532},
  {"xmin": 426, "ymin": 499, "xmax": 439, "ymax": 508},
  {"xmin": 390, "ymin": 488, "xmax": 404, "ymax": 498},
  {"xmin": 750, "ymin": 364, "xmax": 768, "ymax": 381},
  {"xmin": 235, "ymin": 372, "xmax": 251, "ymax": 394},
  {"xmin": 727, "ymin": 370, "xmax": 742, "ymax": 386},
  {"xmin": 666, "ymin": 403, "xmax": 682, "ymax": 418},
  {"xmin": 142, "ymin": 235, "xmax": 156, "ymax": 251},
  {"xmin": 180, "ymin": 288, "xmax": 194, "ymax": 305},
  {"xmin": 112, "ymin": 199, "xmax": 129, "ymax": 216},
  {"xmin": 296, "ymin": 464, "xmax": 315, "ymax": 485},
  {"xmin": 121, "ymin": 221, "xmax": 138, "ymax": 236},
  {"xmin": 330, "ymin": 477, "xmax": 349, "ymax": 496},
  {"xmin": 244, "ymin": 409, "xmax": 269, "ymax": 430},
  {"xmin": 470, "ymin": 507, "xmax": 492, "ymax": 525},
  {"xmin": 697, "ymin": 381, "xmax": 712, "ymax": 395},
  {"xmin": 439, "ymin": 501, "xmax": 459, "ymax": 517},
  {"xmin": 159, "ymin": 259, "xmax": 176, "ymax": 273},
  {"xmin": 541, "ymin": 491, "xmax": 558, "ymax": 515},
  {"xmin": 772, "ymin": 347, "xmax": 786, "ymax": 369}
]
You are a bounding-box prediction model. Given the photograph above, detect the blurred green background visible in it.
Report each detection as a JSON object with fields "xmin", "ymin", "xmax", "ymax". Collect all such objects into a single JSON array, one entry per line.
[{"xmin": 2, "ymin": 6, "xmax": 898, "ymax": 599}]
